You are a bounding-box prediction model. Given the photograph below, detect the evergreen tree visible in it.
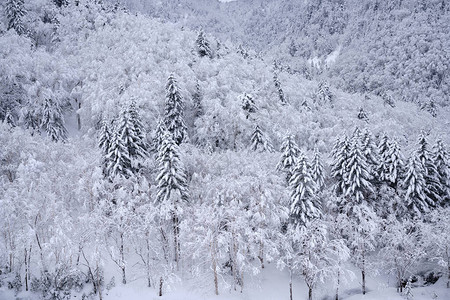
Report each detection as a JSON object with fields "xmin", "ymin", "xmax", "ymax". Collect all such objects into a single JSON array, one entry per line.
[
  {"xmin": 53, "ymin": 0, "xmax": 68, "ymax": 8},
  {"xmin": 98, "ymin": 119, "xmax": 111, "ymax": 156},
  {"xmin": 317, "ymin": 81, "xmax": 333, "ymax": 104},
  {"xmin": 330, "ymin": 135, "xmax": 351, "ymax": 196},
  {"xmin": 381, "ymin": 91, "xmax": 395, "ymax": 108},
  {"xmin": 115, "ymin": 107, "xmax": 147, "ymax": 174},
  {"xmin": 126, "ymin": 101, "xmax": 148, "ymax": 160},
  {"xmin": 241, "ymin": 93, "xmax": 257, "ymax": 119},
  {"xmin": 311, "ymin": 148, "xmax": 325, "ymax": 190},
  {"xmin": 289, "ymin": 153, "xmax": 321, "ymax": 225},
  {"xmin": 156, "ymin": 131, "xmax": 189, "ymax": 203},
  {"xmin": 433, "ymin": 139, "xmax": 449, "ymax": 205},
  {"xmin": 416, "ymin": 133, "xmax": 442, "ymax": 205},
  {"xmin": 377, "ymin": 133, "xmax": 391, "ymax": 183},
  {"xmin": 385, "ymin": 139, "xmax": 405, "ymax": 188},
  {"xmin": 250, "ymin": 125, "xmax": 274, "ymax": 153},
  {"xmin": 277, "ymin": 134, "xmax": 300, "ymax": 183},
  {"xmin": 345, "ymin": 135, "xmax": 374, "ymax": 203},
  {"xmin": 357, "ymin": 107, "xmax": 369, "ymax": 122},
  {"xmin": 40, "ymin": 98, "xmax": 68, "ymax": 142},
  {"xmin": 152, "ymin": 119, "xmax": 167, "ymax": 152},
  {"xmin": 5, "ymin": 0, "xmax": 26, "ymax": 35},
  {"xmin": 196, "ymin": 31, "xmax": 212, "ymax": 58},
  {"xmin": 165, "ymin": 75, "xmax": 187, "ymax": 145},
  {"xmin": 21, "ymin": 106, "xmax": 39, "ymax": 133},
  {"xmin": 106, "ymin": 122, "xmax": 132, "ymax": 179},
  {"xmin": 273, "ymin": 71, "xmax": 287, "ymax": 105},
  {"xmin": 361, "ymin": 128, "xmax": 379, "ymax": 178},
  {"xmin": 156, "ymin": 131, "xmax": 189, "ymax": 268},
  {"xmin": 403, "ymin": 153, "xmax": 430, "ymax": 216},
  {"xmin": 192, "ymin": 81, "xmax": 203, "ymax": 118},
  {"xmin": 403, "ymin": 278, "xmax": 413, "ymax": 300},
  {"xmin": 99, "ymin": 119, "xmax": 112, "ymax": 175},
  {"xmin": 4, "ymin": 109, "xmax": 16, "ymax": 127}
]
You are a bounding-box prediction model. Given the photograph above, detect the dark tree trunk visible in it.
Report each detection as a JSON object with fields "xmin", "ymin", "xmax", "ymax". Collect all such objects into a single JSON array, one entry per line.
[
  {"xmin": 308, "ymin": 287, "xmax": 313, "ymax": 300},
  {"xmin": 24, "ymin": 248, "xmax": 29, "ymax": 291},
  {"xmin": 362, "ymin": 250, "xmax": 366, "ymax": 295},
  {"xmin": 159, "ymin": 277, "xmax": 164, "ymax": 296},
  {"xmin": 211, "ymin": 239, "xmax": 219, "ymax": 295},
  {"xmin": 173, "ymin": 213, "xmax": 180, "ymax": 270},
  {"xmin": 336, "ymin": 268, "xmax": 340, "ymax": 300},
  {"xmin": 289, "ymin": 267, "xmax": 293, "ymax": 300},
  {"xmin": 120, "ymin": 233, "xmax": 126, "ymax": 284},
  {"xmin": 77, "ymin": 102, "xmax": 81, "ymax": 130},
  {"xmin": 362, "ymin": 269, "xmax": 366, "ymax": 295}
]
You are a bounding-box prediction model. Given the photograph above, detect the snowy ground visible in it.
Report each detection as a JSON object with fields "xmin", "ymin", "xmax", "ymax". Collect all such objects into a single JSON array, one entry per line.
[{"xmin": 3, "ymin": 264, "xmax": 447, "ymax": 300}]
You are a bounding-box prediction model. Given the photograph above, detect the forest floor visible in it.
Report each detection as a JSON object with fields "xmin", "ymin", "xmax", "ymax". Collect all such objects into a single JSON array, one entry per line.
[
  {"xmin": 3, "ymin": 262, "xmax": 442, "ymax": 300},
  {"xmin": 1, "ymin": 263, "xmax": 449, "ymax": 300}
]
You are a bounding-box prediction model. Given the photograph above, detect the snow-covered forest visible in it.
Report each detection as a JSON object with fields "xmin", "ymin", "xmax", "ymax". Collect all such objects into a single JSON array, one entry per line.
[{"xmin": 0, "ymin": 1, "xmax": 449, "ymax": 299}]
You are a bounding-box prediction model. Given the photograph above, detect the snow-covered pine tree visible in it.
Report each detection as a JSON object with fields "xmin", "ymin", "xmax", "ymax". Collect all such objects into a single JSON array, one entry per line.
[
  {"xmin": 330, "ymin": 135, "xmax": 351, "ymax": 197},
  {"xmin": 53, "ymin": 0, "xmax": 68, "ymax": 8},
  {"xmin": 345, "ymin": 135, "xmax": 374, "ymax": 203},
  {"xmin": 416, "ymin": 133, "xmax": 442, "ymax": 205},
  {"xmin": 250, "ymin": 125, "xmax": 274, "ymax": 152},
  {"xmin": 21, "ymin": 106, "xmax": 40, "ymax": 134},
  {"xmin": 152, "ymin": 119, "xmax": 167, "ymax": 152},
  {"xmin": 156, "ymin": 131, "xmax": 189, "ymax": 268},
  {"xmin": 156, "ymin": 131, "xmax": 189, "ymax": 202},
  {"xmin": 126, "ymin": 101, "xmax": 148, "ymax": 161},
  {"xmin": 277, "ymin": 134, "xmax": 300, "ymax": 183},
  {"xmin": 192, "ymin": 81, "xmax": 203, "ymax": 118},
  {"xmin": 273, "ymin": 71, "xmax": 287, "ymax": 105},
  {"xmin": 5, "ymin": 0, "xmax": 26, "ymax": 35},
  {"xmin": 40, "ymin": 98, "xmax": 68, "ymax": 142},
  {"xmin": 165, "ymin": 75, "xmax": 187, "ymax": 145},
  {"xmin": 317, "ymin": 81, "xmax": 333, "ymax": 105},
  {"xmin": 115, "ymin": 107, "xmax": 147, "ymax": 175},
  {"xmin": 105, "ymin": 121, "xmax": 132, "ymax": 179},
  {"xmin": 361, "ymin": 128, "xmax": 379, "ymax": 178},
  {"xmin": 241, "ymin": 93, "xmax": 257, "ymax": 119},
  {"xmin": 433, "ymin": 139, "xmax": 449, "ymax": 205},
  {"xmin": 311, "ymin": 148, "xmax": 325, "ymax": 190},
  {"xmin": 4, "ymin": 109, "xmax": 16, "ymax": 127},
  {"xmin": 381, "ymin": 91, "xmax": 395, "ymax": 108},
  {"xmin": 377, "ymin": 133, "xmax": 391, "ymax": 183},
  {"xmin": 403, "ymin": 152, "xmax": 432, "ymax": 217},
  {"xmin": 403, "ymin": 278, "xmax": 413, "ymax": 300},
  {"xmin": 385, "ymin": 139, "xmax": 405, "ymax": 188},
  {"xmin": 98, "ymin": 119, "xmax": 111, "ymax": 156},
  {"xmin": 289, "ymin": 153, "xmax": 321, "ymax": 225},
  {"xmin": 99, "ymin": 119, "xmax": 112, "ymax": 175},
  {"xmin": 196, "ymin": 31, "xmax": 212, "ymax": 58},
  {"xmin": 357, "ymin": 107, "xmax": 369, "ymax": 122}
]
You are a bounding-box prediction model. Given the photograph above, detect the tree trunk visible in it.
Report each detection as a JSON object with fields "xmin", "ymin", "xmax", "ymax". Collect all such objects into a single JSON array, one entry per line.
[
  {"xmin": 362, "ymin": 269, "xmax": 366, "ymax": 295},
  {"xmin": 258, "ymin": 241, "xmax": 264, "ymax": 269},
  {"xmin": 173, "ymin": 213, "xmax": 180, "ymax": 270},
  {"xmin": 447, "ymin": 246, "xmax": 449, "ymax": 288},
  {"xmin": 362, "ymin": 250, "xmax": 366, "ymax": 295},
  {"xmin": 308, "ymin": 287, "xmax": 313, "ymax": 300},
  {"xmin": 159, "ymin": 277, "xmax": 164, "ymax": 296},
  {"xmin": 120, "ymin": 233, "xmax": 126, "ymax": 284},
  {"xmin": 146, "ymin": 233, "xmax": 151, "ymax": 288},
  {"xmin": 96, "ymin": 260, "xmax": 103, "ymax": 300},
  {"xmin": 335, "ymin": 268, "xmax": 340, "ymax": 300},
  {"xmin": 447, "ymin": 265, "xmax": 449, "ymax": 289},
  {"xmin": 24, "ymin": 247, "xmax": 29, "ymax": 291},
  {"xmin": 77, "ymin": 101, "xmax": 81, "ymax": 130},
  {"xmin": 289, "ymin": 266, "xmax": 293, "ymax": 300},
  {"xmin": 211, "ymin": 239, "xmax": 219, "ymax": 295},
  {"xmin": 397, "ymin": 267, "xmax": 404, "ymax": 293}
]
